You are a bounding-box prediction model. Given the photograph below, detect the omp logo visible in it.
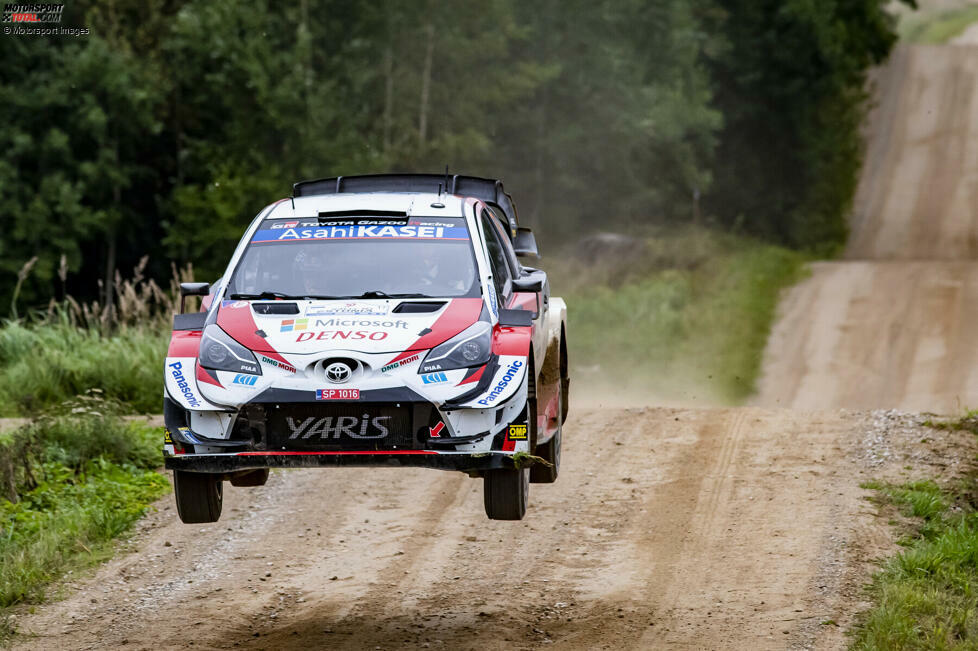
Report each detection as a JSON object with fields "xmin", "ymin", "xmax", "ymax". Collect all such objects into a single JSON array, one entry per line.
[
  {"xmin": 421, "ymin": 372, "xmax": 447, "ymax": 385},
  {"xmin": 507, "ymin": 424, "xmax": 528, "ymax": 440},
  {"xmin": 168, "ymin": 361, "xmax": 201, "ymax": 408},
  {"xmin": 232, "ymin": 374, "xmax": 258, "ymax": 386},
  {"xmin": 477, "ymin": 360, "xmax": 524, "ymax": 406},
  {"xmin": 280, "ymin": 318, "xmax": 308, "ymax": 332},
  {"xmin": 286, "ymin": 415, "xmax": 390, "ymax": 439}
]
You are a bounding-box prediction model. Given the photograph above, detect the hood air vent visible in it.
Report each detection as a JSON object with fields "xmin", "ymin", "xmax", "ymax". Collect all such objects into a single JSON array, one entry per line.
[{"xmin": 393, "ymin": 301, "xmax": 446, "ymax": 314}]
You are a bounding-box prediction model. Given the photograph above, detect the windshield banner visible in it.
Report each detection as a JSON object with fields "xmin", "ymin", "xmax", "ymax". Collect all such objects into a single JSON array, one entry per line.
[{"xmin": 251, "ymin": 224, "xmax": 469, "ymax": 244}]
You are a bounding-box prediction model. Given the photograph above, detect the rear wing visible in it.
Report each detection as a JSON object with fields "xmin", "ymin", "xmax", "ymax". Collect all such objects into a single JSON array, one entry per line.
[{"xmin": 292, "ymin": 174, "xmax": 520, "ymax": 237}]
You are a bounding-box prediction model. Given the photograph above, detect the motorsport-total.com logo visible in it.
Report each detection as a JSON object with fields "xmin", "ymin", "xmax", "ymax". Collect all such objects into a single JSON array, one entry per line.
[
  {"xmin": 3, "ymin": 2, "xmax": 90, "ymax": 35},
  {"xmin": 2, "ymin": 3, "xmax": 63, "ymax": 22}
]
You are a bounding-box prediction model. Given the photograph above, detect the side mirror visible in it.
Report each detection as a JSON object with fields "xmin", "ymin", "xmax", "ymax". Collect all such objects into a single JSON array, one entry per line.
[
  {"xmin": 179, "ymin": 282, "xmax": 210, "ymax": 313},
  {"xmin": 513, "ymin": 227, "xmax": 539, "ymax": 258},
  {"xmin": 512, "ymin": 275, "xmax": 543, "ymax": 293},
  {"xmin": 512, "ymin": 268, "xmax": 546, "ymax": 293}
]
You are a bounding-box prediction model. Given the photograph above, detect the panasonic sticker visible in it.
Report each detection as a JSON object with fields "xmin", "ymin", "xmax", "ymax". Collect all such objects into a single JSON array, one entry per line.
[
  {"xmin": 477, "ymin": 360, "xmax": 524, "ymax": 406},
  {"xmin": 251, "ymin": 225, "xmax": 469, "ymax": 243},
  {"xmin": 168, "ymin": 361, "xmax": 201, "ymax": 408}
]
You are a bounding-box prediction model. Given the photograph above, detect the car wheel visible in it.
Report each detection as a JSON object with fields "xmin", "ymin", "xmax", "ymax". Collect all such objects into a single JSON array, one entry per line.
[
  {"xmin": 484, "ymin": 467, "xmax": 529, "ymax": 520},
  {"xmin": 531, "ymin": 380, "xmax": 562, "ymax": 484},
  {"xmin": 229, "ymin": 468, "xmax": 269, "ymax": 487},
  {"xmin": 173, "ymin": 470, "xmax": 223, "ymax": 523}
]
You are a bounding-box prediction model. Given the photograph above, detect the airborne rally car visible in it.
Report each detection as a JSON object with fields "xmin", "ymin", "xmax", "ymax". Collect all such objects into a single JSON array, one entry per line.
[{"xmin": 163, "ymin": 174, "xmax": 569, "ymax": 522}]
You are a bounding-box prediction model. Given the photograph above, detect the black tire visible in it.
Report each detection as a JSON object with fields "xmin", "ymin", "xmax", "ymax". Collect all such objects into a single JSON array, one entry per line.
[
  {"xmin": 484, "ymin": 467, "xmax": 529, "ymax": 520},
  {"xmin": 173, "ymin": 470, "xmax": 223, "ymax": 523},
  {"xmin": 229, "ymin": 468, "xmax": 269, "ymax": 487}
]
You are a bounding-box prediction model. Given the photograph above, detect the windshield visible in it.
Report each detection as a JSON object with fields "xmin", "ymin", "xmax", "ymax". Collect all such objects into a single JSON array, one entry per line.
[{"xmin": 226, "ymin": 216, "xmax": 480, "ymax": 299}]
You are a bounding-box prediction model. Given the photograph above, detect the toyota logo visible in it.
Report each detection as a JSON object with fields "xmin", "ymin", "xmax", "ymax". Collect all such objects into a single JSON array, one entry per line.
[{"xmin": 324, "ymin": 362, "xmax": 353, "ymax": 384}]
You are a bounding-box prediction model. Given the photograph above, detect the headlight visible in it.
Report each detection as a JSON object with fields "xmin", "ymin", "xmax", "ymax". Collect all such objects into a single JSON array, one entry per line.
[
  {"xmin": 419, "ymin": 321, "xmax": 492, "ymax": 373},
  {"xmin": 199, "ymin": 325, "xmax": 262, "ymax": 375}
]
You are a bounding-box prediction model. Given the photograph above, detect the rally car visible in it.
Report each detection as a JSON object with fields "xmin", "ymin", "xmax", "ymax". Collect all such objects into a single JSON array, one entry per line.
[{"xmin": 163, "ymin": 174, "xmax": 569, "ymax": 522}]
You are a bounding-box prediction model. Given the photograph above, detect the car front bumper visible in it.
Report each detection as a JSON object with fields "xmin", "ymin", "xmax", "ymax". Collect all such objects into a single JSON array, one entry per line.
[{"xmin": 164, "ymin": 449, "xmax": 519, "ymax": 473}]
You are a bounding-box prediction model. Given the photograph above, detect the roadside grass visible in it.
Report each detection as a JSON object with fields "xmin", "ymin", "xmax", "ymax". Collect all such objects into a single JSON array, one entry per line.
[
  {"xmin": 0, "ymin": 256, "xmax": 190, "ymax": 416},
  {"xmin": 544, "ymin": 226, "xmax": 809, "ymax": 403},
  {"xmin": 853, "ymin": 416, "xmax": 978, "ymax": 649},
  {"xmin": 0, "ymin": 321, "xmax": 167, "ymax": 416},
  {"xmin": 900, "ymin": 4, "xmax": 978, "ymax": 44},
  {"xmin": 0, "ymin": 394, "xmax": 169, "ymax": 640}
]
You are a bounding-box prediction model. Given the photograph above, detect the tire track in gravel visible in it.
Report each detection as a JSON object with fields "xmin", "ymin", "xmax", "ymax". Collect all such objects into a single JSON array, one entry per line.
[{"xmin": 12, "ymin": 406, "xmax": 894, "ymax": 650}]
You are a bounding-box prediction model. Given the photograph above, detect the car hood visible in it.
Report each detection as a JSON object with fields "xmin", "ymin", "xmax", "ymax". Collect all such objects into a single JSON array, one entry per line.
[{"xmin": 215, "ymin": 298, "xmax": 484, "ymax": 356}]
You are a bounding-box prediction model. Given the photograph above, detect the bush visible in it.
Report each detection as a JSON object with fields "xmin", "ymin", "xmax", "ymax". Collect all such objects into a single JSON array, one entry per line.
[{"xmin": 0, "ymin": 394, "xmax": 169, "ymax": 615}]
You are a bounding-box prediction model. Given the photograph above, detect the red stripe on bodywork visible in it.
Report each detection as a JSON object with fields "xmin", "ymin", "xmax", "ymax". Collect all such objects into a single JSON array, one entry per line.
[
  {"xmin": 492, "ymin": 324, "xmax": 532, "ymax": 356},
  {"xmin": 385, "ymin": 298, "xmax": 483, "ymax": 365},
  {"xmin": 168, "ymin": 330, "xmax": 202, "ymax": 357},
  {"xmin": 236, "ymin": 450, "xmax": 438, "ymax": 456},
  {"xmin": 457, "ymin": 364, "xmax": 485, "ymax": 386},
  {"xmin": 196, "ymin": 361, "xmax": 223, "ymax": 388},
  {"xmin": 502, "ymin": 438, "xmax": 515, "ymax": 452},
  {"xmin": 216, "ymin": 304, "xmax": 290, "ymax": 365}
]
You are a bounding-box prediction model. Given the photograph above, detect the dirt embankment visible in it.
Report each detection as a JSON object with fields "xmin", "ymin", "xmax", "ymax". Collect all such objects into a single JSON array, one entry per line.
[{"xmin": 756, "ymin": 44, "xmax": 978, "ymax": 412}]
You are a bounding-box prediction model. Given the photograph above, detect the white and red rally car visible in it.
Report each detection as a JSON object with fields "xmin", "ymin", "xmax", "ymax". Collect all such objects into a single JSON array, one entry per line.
[{"xmin": 163, "ymin": 174, "xmax": 569, "ymax": 522}]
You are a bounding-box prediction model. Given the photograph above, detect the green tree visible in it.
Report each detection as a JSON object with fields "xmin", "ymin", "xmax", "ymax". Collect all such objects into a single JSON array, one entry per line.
[
  {"xmin": 0, "ymin": 31, "xmax": 162, "ymax": 313},
  {"xmin": 705, "ymin": 0, "xmax": 912, "ymax": 251}
]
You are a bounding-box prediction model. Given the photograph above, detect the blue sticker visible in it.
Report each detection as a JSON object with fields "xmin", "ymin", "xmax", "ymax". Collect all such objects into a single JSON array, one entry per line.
[
  {"xmin": 232, "ymin": 373, "xmax": 258, "ymax": 386},
  {"xmin": 421, "ymin": 372, "xmax": 448, "ymax": 385}
]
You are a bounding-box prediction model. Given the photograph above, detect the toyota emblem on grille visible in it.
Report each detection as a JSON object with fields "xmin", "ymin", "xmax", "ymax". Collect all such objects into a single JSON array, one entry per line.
[{"xmin": 324, "ymin": 361, "xmax": 353, "ymax": 384}]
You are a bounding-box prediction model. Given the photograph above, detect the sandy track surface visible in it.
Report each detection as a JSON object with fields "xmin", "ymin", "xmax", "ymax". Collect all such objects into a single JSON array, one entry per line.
[
  {"xmin": 756, "ymin": 44, "xmax": 978, "ymax": 412},
  {"xmin": 755, "ymin": 261, "xmax": 978, "ymax": 411},
  {"xmin": 15, "ymin": 406, "xmax": 971, "ymax": 651}
]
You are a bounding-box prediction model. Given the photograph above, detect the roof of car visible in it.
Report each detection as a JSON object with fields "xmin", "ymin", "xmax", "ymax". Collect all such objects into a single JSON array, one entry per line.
[{"xmin": 265, "ymin": 192, "xmax": 468, "ymax": 220}]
